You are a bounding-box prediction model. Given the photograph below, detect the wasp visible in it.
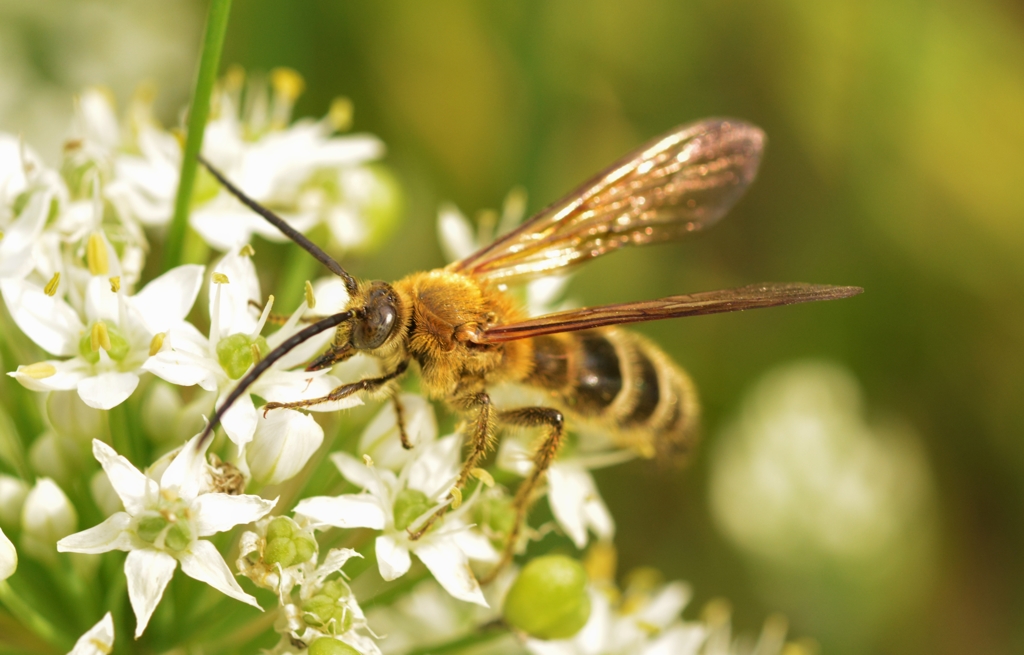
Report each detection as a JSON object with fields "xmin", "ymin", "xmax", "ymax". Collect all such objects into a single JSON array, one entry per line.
[{"xmin": 196, "ymin": 119, "xmax": 861, "ymax": 578}]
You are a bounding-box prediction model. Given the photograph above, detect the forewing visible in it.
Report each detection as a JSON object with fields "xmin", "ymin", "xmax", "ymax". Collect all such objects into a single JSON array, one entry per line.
[
  {"xmin": 476, "ymin": 283, "xmax": 863, "ymax": 343},
  {"xmin": 450, "ymin": 119, "xmax": 765, "ymax": 282}
]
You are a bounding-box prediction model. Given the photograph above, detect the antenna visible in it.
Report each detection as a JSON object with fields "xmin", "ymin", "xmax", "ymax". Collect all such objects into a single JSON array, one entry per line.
[{"xmin": 198, "ymin": 155, "xmax": 359, "ymax": 295}]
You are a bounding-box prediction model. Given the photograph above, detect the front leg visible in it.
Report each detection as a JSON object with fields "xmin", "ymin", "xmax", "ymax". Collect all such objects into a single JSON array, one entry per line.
[
  {"xmin": 263, "ymin": 361, "xmax": 409, "ymax": 413},
  {"xmin": 407, "ymin": 391, "xmax": 494, "ymax": 540}
]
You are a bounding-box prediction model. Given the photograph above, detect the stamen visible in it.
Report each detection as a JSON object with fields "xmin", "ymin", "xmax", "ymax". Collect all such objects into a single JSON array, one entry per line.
[
  {"xmin": 239, "ymin": 243, "xmax": 256, "ymax": 257},
  {"xmin": 20, "ymin": 362, "xmax": 56, "ymax": 379},
  {"xmin": 362, "ymin": 454, "xmax": 374, "ymax": 467},
  {"xmin": 86, "ymin": 232, "xmax": 109, "ymax": 276},
  {"xmin": 328, "ymin": 97, "xmax": 353, "ymax": 132},
  {"xmin": 109, "ymin": 276, "xmax": 121, "ymax": 293},
  {"xmin": 91, "ymin": 322, "xmax": 112, "ymax": 353},
  {"xmin": 304, "ymin": 280, "xmax": 316, "ymax": 310},
  {"xmin": 44, "ymin": 272, "xmax": 60, "ymax": 297},
  {"xmin": 253, "ymin": 294, "xmax": 275, "ymax": 337},
  {"xmin": 470, "ymin": 468, "xmax": 494, "ymax": 487},
  {"xmin": 213, "ymin": 273, "xmax": 230, "ymax": 284},
  {"xmin": 270, "ymin": 67, "xmax": 305, "ymax": 102},
  {"xmin": 149, "ymin": 332, "xmax": 166, "ymax": 356},
  {"xmin": 250, "ymin": 343, "xmax": 263, "ymax": 365},
  {"xmin": 449, "ymin": 487, "xmax": 463, "ymax": 509}
]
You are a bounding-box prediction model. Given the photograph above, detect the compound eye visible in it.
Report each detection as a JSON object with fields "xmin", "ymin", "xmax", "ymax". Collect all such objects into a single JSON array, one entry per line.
[{"xmin": 353, "ymin": 301, "xmax": 396, "ymax": 349}]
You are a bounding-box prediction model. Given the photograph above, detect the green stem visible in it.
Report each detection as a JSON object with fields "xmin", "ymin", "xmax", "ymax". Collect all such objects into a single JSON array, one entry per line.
[
  {"xmin": 163, "ymin": 0, "xmax": 233, "ymax": 270},
  {"xmin": 404, "ymin": 623, "xmax": 509, "ymax": 655},
  {"xmin": 107, "ymin": 403, "xmax": 137, "ymax": 466},
  {"xmin": 0, "ymin": 580, "xmax": 73, "ymax": 650}
]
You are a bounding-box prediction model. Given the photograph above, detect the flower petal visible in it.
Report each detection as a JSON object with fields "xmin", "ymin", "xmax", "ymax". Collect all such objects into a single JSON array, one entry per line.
[
  {"xmin": 159, "ymin": 432, "xmax": 210, "ymax": 502},
  {"xmin": 548, "ymin": 464, "xmax": 613, "ymax": 549},
  {"xmin": 77, "ymin": 371, "xmax": 140, "ymax": 410},
  {"xmin": 125, "ymin": 548, "xmax": 176, "ymax": 638},
  {"xmin": 69, "ymin": 611, "xmax": 115, "ymax": 655},
  {"xmin": 414, "ymin": 535, "xmax": 488, "ymax": 606},
  {"xmin": 9, "ymin": 359, "xmax": 88, "ymax": 392},
  {"xmin": 294, "ymin": 495, "xmax": 387, "ymax": 530},
  {"xmin": 330, "ymin": 451, "xmax": 380, "ymax": 492},
  {"xmin": 0, "ymin": 278, "xmax": 84, "ymax": 356},
  {"xmin": 192, "ymin": 493, "xmax": 277, "ymax": 537},
  {"xmin": 247, "ymin": 409, "xmax": 323, "ymax": 485},
  {"xmin": 219, "ymin": 390, "xmax": 257, "ymax": 448},
  {"xmin": 178, "ymin": 539, "xmax": 260, "ymax": 608},
  {"xmin": 57, "ymin": 512, "xmax": 134, "ymax": 554},
  {"xmin": 375, "ymin": 534, "xmax": 411, "ymax": 581},
  {"xmin": 131, "ymin": 264, "xmax": 205, "ymax": 333},
  {"xmin": 90, "ymin": 440, "xmax": 154, "ymax": 514}
]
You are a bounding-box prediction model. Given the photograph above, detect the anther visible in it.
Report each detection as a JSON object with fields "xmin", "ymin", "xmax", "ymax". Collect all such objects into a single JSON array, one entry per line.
[
  {"xmin": 224, "ymin": 64, "xmax": 245, "ymax": 92},
  {"xmin": 304, "ymin": 280, "xmax": 316, "ymax": 310},
  {"xmin": 470, "ymin": 468, "xmax": 495, "ymax": 487},
  {"xmin": 213, "ymin": 273, "xmax": 230, "ymax": 285},
  {"xmin": 86, "ymin": 232, "xmax": 109, "ymax": 276},
  {"xmin": 91, "ymin": 322, "xmax": 112, "ymax": 353},
  {"xmin": 449, "ymin": 487, "xmax": 463, "ymax": 509},
  {"xmin": 328, "ymin": 97, "xmax": 353, "ymax": 132},
  {"xmin": 109, "ymin": 276, "xmax": 121, "ymax": 293},
  {"xmin": 270, "ymin": 67, "xmax": 305, "ymax": 102},
  {"xmin": 239, "ymin": 243, "xmax": 256, "ymax": 257},
  {"xmin": 44, "ymin": 272, "xmax": 60, "ymax": 297},
  {"xmin": 20, "ymin": 362, "xmax": 56, "ymax": 379},
  {"xmin": 149, "ymin": 332, "xmax": 165, "ymax": 356},
  {"xmin": 362, "ymin": 454, "xmax": 374, "ymax": 467}
]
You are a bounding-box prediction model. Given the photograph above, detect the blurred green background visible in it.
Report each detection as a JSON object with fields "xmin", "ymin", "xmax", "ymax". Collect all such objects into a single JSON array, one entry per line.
[{"xmin": 4, "ymin": 1, "xmax": 1024, "ymax": 653}]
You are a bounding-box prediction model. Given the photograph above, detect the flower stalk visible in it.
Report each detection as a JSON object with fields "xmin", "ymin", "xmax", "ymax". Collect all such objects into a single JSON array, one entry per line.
[{"xmin": 164, "ymin": 0, "xmax": 233, "ymax": 270}]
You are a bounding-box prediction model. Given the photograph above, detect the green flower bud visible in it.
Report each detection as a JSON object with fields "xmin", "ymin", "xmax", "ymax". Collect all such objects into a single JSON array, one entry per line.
[
  {"xmin": 266, "ymin": 516, "xmax": 295, "ymax": 541},
  {"xmin": 216, "ymin": 333, "xmax": 270, "ymax": 380},
  {"xmin": 265, "ymin": 537, "xmax": 298, "ymax": 567},
  {"xmin": 503, "ymin": 555, "xmax": 591, "ymax": 640},
  {"xmin": 392, "ymin": 488, "xmax": 431, "ymax": 532},
  {"xmin": 294, "ymin": 534, "xmax": 317, "ymax": 563},
  {"xmin": 302, "ymin": 594, "xmax": 353, "ymax": 633},
  {"xmin": 308, "ymin": 638, "xmax": 361, "ymax": 655},
  {"xmin": 136, "ymin": 514, "xmax": 168, "ymax": 543},
  {"xmin": 321, "ymin": 578, "xmax": 347, "ymax": 600}
]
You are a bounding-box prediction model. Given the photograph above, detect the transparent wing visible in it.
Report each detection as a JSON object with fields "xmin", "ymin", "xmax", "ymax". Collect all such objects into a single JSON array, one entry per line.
[
  {"xmin": 475, "ymin": 283, "xmax": 863, "ymax": 343},
  {"xmin": 450, "ymin": 119, "xmax": 765, "ymax": 282}
]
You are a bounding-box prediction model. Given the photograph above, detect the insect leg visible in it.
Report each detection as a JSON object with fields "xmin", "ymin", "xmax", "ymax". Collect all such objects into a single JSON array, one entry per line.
[
  {"xmin": 480, "ymin": 406, "xmax": 565, "ymax": 583},
  {"xmin": 262, "ymin": 361, "xmax": 409, "ymax": 413},
  {"xmin": 390, "ymin": 390, "xmax": 413, "ymax": 450},
  {"xmin": 407, "ymin": 392, "xmax": 494, "ymax": 540}
]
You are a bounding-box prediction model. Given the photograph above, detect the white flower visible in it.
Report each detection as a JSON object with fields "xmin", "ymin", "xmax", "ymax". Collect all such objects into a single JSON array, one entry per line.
[
  {"xmin": 0, "ymin": 474, "xmax": 29, "ymax": 528},
  {"xmin": 247, "ymin": 409, "xmax": 323, "ymax": 486},
  {"xmin": 0, "ymin": 133, "xmax": 63, "ymax": 281},
  {"xmin": 143, "ymin": 246, "xmax": 359, "ymax": 447},
  {"xmin": 57, "ymin": 435, "xmax": 277, "ymax": 637},
  {"xmin": 191, "ymin": 68, "xmax": 391, "ymax": 252},
  {"xmin": 68, "ymin": 87, "xmax": 182, "ymax": 228},
  {"xmin": 295, "ymin": 434, "xmax": 496, "ymax": 606},
  {"xmin": 0, "ymin": 526, "xmax": 16, "ymax": 580},
  {"xmin": 20, "ymin": 478, "xmax": 77, "ymax": 563},
  {"xmin": 526, "ymin": 582, "xmax": 705, "ymax": 655},
  {"xmin": 2, "ymin": 235, "xmax": 204, "ymax": 409},
  {"xmin": 68, "ymin": 612, "xmax": 114, "ymax": 655}
]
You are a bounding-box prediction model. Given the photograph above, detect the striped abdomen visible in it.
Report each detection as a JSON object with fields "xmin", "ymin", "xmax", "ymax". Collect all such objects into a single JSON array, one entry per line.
[{"xmin": 524, "ymin": 330, "xmax": 699, "ymax": 460}]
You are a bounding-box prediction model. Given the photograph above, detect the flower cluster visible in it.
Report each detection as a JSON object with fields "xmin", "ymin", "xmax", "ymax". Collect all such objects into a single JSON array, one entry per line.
[{"xmin": 0, "ymin": 75, "xmax": 808, "ymax": 655}]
